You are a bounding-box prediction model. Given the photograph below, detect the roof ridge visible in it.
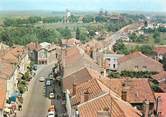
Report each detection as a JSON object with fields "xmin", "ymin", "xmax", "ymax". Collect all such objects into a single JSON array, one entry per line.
[
  {"xmin": 64, "ymin": 67, "xmax": 86, "ymax": 78},
  {"xmin": 96, "ymin": 79, "xmax": 110, "ymax": 93},
  {"xmin": 77, "ymin": 92, "xmax": 109, "ymax": 108}
]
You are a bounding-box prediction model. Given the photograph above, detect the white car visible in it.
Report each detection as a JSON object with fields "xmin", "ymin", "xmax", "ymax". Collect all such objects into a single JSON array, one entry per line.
[
  {"xmin": 46, "ymin": 80, "xmax": 51, "ymax": 86},
  {"xmin": 47, "ymin": 111, "xmax": 55, "ymax": 117},
  {"xmin": 49, "ymin": 93, "xmax": 55, "ymax": 99},
  {"xmin": 39, "ymin": 77, "xmax": 45, "ymax": 82}
]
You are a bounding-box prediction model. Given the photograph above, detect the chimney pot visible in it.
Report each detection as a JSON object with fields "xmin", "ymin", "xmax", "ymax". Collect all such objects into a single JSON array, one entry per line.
[
  {"xmin": 80, "ymin": 89, "xmax": 89, "ymax": 103},
  {"xmin": 72, "ymin": 82, "xmax": 77, "ymax": 96},
  {"xmin": 144, "ymin": 100, "xmax": 150, "ymax": 117}
]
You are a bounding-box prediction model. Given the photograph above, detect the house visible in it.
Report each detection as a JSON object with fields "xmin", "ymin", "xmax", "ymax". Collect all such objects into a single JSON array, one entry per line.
[
  {"xmin": 77, "ymin": 91, "xmax": 142, "ymax": 117},
  {"xmin": 63, "ymin": 67, "xmax": 102, "ymax": 90},
  {"xmin": 66, "ymin": 77, "xmax": 142, "ymax": 117},
  {"xmin": 26, "ymin": 42, "xmax": 61, "ymax": 64},
  {"xmin": 104, "ymin": 53, "xmax": 124, "ymax": 71},
  {"xmin": 70, "ymin": 78, "xmax": 109, "ymax": 107},
  {"xmin": 154, "ymin": 47, "xmax": 166, "ymax": 60},
  {"xmin": 0, "ymin": 46, "xmax": 30, "ymax": 106},
  {"xmin": 0, "ymin": 79, "xmax": 7, "ymax": 117},
  {"xmin": 37, "ymin": 48, "xmax": 48, "ymax": 64},
  {"xmin": 152, "ymin": 71, "xmax": 166, "ymax": 92},
  {"xmin": 63, "ymin": 46, "xmax": 102, "ymax": 78},
  {"xmin": 118, "ymin": 51, "xmax": 164, "ymax": 72},
  {"xmin": 100, "ymin": 77, "xmax": 156, "ymax": 115},
  {"xmin": 155, "ymin": 93, "xmax": 166, "ymax": 117},
  {"xmin": 62, "ymin": 38, "xmax": 80, "ymax": 48},
  {"xmin": 26, "ymin": 42, "xmax": 39, "ymax": 62},
  {"xmin": 47, "ymin": 44, "xmax": 61, "ymax": 64}
]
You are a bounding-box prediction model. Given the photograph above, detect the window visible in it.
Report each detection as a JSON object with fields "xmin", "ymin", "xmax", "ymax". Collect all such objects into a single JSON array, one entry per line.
[
  {"xmin": 143, "ymin": 66, "xmax": 147, "ymax": 68},
  {"xmin": 113, "ymin": 64, "xmax": 116, "ymax": 68},
  {"xmin": 135, "ymin": 65, "xmax": 138, "ymax": 68}
]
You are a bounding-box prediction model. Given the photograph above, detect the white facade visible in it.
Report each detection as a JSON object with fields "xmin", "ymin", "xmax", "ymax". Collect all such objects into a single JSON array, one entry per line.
[{"xmin": 104, "ymin": 54, "xmax": 124, "ymax": 71}]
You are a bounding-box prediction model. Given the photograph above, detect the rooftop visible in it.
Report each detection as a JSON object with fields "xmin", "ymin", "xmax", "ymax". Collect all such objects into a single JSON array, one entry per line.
[{"xmin": 100, "ymin": 77, "xmax": 155, "ymax": 103}]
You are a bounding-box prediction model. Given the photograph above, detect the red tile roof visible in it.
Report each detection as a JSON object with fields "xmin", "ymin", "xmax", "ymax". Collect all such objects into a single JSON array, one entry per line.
[
  {"xmin": 0, "ymin": 79, "xmax": 6, "ymax": 109},
  {"xmin": 155, "ymin": 93, "xmax": 166, "ymax": 117},
  {"xmin": 26, "ymin": 42, "xmax": 40, "ymax": 51},
  {"xmin": 118, "ymin": 51, "xmax": 163, "ymax": 72},
  {"xmin": 0, "ymin": 60, "xmax": 14, "ymax": 80},
  {"xmin": 63, "ymin": 67, "xmax": 101, "ymax": 90},
  {"xmin": 100, "ymin": 78, "xmax": 155, "ymax": 103},
  {"xmin": 62, "ymin": 38, "xmax": 80, "ymax": 46},
  {"xmin": 154, "ymin": 47, "xmax": 166, "ymax": 55},
  {"xmin": 152, "ymin": 71, "xmax": 166, "ymax": 92},
  {"xmin": 71, "ymin": 79, "xmax": 109, "ymax": 106},
  {"xmin": 78, "ymin": 91, "xmax": 142, "ymax": 117},
  {"xmin": 64, "ymin": 46, "xmax": 102, "ymax": 77},
  {"xmin": 152, "ymin": 71, "xmax": 166, "ymax": 82}
]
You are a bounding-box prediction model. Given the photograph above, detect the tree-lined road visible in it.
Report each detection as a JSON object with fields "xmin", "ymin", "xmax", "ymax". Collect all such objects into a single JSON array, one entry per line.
[{"xmin": 17, "ymin": 64, "xmax": 55, "ymax": 117}]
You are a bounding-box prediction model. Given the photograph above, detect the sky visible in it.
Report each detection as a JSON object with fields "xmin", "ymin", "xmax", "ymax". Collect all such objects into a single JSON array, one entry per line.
[{"xmin": 0, "ymin": 0, "xmax": 166, "ymax": 12}]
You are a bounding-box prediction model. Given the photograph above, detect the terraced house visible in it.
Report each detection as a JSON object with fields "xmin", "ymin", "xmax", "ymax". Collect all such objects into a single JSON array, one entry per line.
[{"xmin": 0, "ymin": 46, "xmax": 30, "ymax": 116}]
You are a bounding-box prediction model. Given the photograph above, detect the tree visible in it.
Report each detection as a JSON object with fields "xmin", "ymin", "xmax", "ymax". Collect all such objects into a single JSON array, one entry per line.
[
  {"xmin": 160, "ymin": 54, "xmax": 166, "ymax": 71},
  {"xmin": 76, "ymin": 27, "xmax": 80, "ymax": 40},
  {"xmin": 153, "ymin": 31, "xmax": 160, "ymax": 43},
  {"xmin": 113, "ymin": 40, "xmax": 129, "ymax": 55},
  {"xmin": 57, "ymin": 27, "xmax": 72, "ymax": 39},
  {"xmin": 144, "ymin": 20, "xmax": 148, "ymax": 27},
  {"xmin": 139, "ymin": 45, "xmax": 154, "ymax": 55}
]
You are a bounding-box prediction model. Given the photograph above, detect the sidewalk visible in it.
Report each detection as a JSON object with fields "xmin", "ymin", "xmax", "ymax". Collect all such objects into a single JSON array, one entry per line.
[{"xmin": 16, "ymin": 66, "xmax": 45, "ymax": 117}]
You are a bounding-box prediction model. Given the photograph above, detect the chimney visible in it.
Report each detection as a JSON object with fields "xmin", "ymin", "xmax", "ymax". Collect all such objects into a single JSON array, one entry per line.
[
  {"xmin": 80, "ymin": 90, "xmax": 89, "ymax": 103},
  {"xmin": 97, "ymin": 107, "xmax": 111, "ymax": 117},
  {"xmin": 103, "ymin": 69, "xmax": 106, "ymax": 77},
  {"xmin": 121, "ymin": 83, "xmax": 128, "ymax": 101},
  {"xmin": 156, "ymin": 96, "xmax": 161, "ymax": 117},
  {"xmin": 144, "ymin": 99, "xmax": 150, "ymax": 117},
  {"xmin": 72, "ymin": 82, "xmax": 77, "ymax": 96}
]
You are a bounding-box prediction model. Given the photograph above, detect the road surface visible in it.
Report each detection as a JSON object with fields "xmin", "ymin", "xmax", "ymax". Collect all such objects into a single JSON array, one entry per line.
[
  {"xmin": 17, "ymin": 64, "xmax": 55, "ymax": 117},
  {"xmin": 101, "ymin": 22, "xmax": 143, "ymax": 51}
]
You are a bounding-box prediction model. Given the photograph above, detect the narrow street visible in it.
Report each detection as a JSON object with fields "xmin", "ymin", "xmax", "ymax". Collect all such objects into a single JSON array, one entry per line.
[{"xmin": 17, "ymin": 63, "xmax": 55, "ymax": 117}]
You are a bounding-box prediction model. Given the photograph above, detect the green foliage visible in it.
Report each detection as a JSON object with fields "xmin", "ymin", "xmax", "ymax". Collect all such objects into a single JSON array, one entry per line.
[
  {"xmin": 150, "ymin": 82, "xmax": 160, "ymax": 92},
  {"xmin": 139, "ymin": 45, "xmax": 154, "ymax": 55},
  {"xmin": 76, "ymin": 27, "xmax": 80, "ymax": 40},
  {"xmin": 22, "ymin": 71, "xmax": 31, "ymax": 81},
  {"xmin": 120, "ymin": 70, "xmax": 156, "ymax": 78},
  {"xmin": 108, "ymin": 71, "xmax": 120, "ymax": 78},
  {"xmin": 0, "ymin": 27, "xmax": 62, "ymax": 45},
  {"xmin": 95, "ymin": 16, "xmax": 107, "ymax": 22},
  {"xmin": 144, "ymin": 21, "xmax": 148, "ymax": 27},
  {"xmin": 108, "ymin": 70, "xmax": 157, "ymax": 78},
  {"xmin": 3, "ymin": 16, "xmax": 42, "ymax": 26},
  {"xmin": 43, "ymin": 17, "xmax": 62, "ymax": 23},
  {"xmin": 153, "ymin": 31, "xmax": 160, "ymax": 43},
  {"xmin": 57, "ymin": 27, "xmax": 72, "ymax": 39},
  {"xmin": 113, "ymin": 40, "xmax": 129, "ymax": 55},
  {"xmin": 18, "ymin": 80, "xmax": 28, "ymax": 94},
  {"xmin": 129, "ymin": 33, "xmax": 145, "ymax": 42},
  {"xmin": 160, "ymin": 54, "xmax": 166, "ymax": 71},
  {"xmin": 82, "ymin": 15, "xmax": 94, "ymax": 23}
]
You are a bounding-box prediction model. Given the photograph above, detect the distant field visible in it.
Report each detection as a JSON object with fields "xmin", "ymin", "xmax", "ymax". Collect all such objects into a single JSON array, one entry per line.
[
  {"xmin": 0, "ymin": 10, "xmax": 97, "ymax": 17},
  {"xmin": 34, "ymin": 22, "xmax": 92, "ymax": 29}
]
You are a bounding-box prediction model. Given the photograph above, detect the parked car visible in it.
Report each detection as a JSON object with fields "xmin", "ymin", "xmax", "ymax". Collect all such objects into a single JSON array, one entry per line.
[
  {"xmin": 39, "ymin": 77, "xmax": 45, "ymax": 82},
  {"xmin": 48, "ymin": 105, "xmax": 55, "ymax": 112},
  {"xmin": 46, "ymin": 80, "xmax": 51, "ymax": 86},
  {"xmin": 47, "ymin": 111, "xmax": 55, "ymax": 117},
  {"xmin": 49, "ymin": 93, "xmax": 55, "ymax": 99}
]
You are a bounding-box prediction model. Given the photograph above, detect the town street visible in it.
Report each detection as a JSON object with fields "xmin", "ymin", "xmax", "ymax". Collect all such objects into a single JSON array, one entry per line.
[{"xmin": 17, "ymin": 63, "xmax": 55, "ymax": 117}]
